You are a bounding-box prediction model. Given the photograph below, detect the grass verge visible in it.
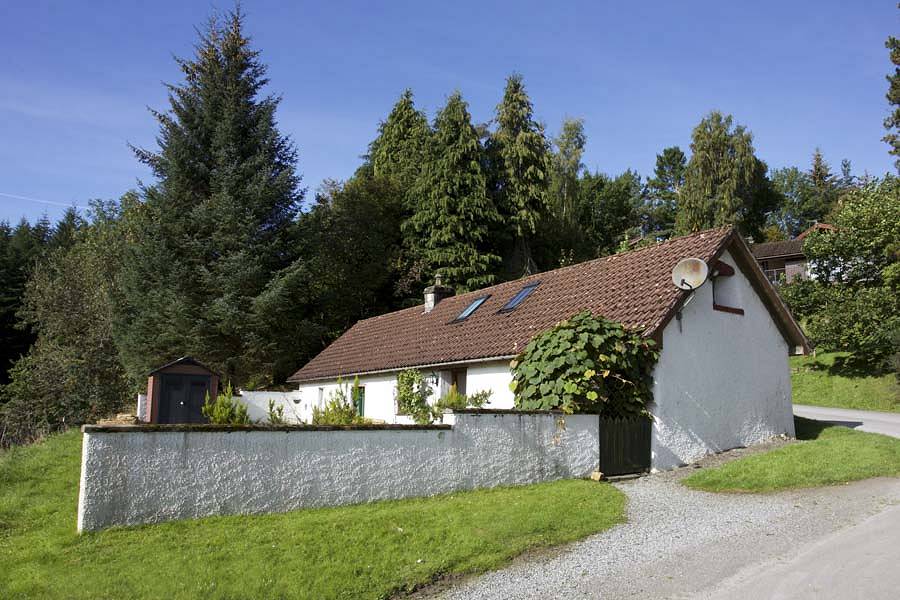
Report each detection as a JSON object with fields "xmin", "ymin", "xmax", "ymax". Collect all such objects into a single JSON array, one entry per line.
[
  {"xmin": 683, "ymin": 417, "xmax": 900, "ymax": 493},
  {"xmin": 791, "ymin": 351, "xmax": 900, "ymax": 413},
  {"xmin": 0, "ymin": 430, "xmax": 625, "ymax": 599}
]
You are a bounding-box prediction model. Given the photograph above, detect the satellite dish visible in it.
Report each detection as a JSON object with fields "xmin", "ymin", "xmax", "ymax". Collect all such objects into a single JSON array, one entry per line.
[{"xmin": 672, "ymin": 258, "xmax": 709, "ymax": 291}]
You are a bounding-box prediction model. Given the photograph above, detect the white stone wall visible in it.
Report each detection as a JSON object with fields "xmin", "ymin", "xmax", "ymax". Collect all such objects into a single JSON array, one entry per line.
[
  {"xmin": 649, "ymin": 250, "xmax": 795, "ymax": 470},
  {"xmin": 77, "ymin": 412, "xmax": 600, "ymax": 532}
]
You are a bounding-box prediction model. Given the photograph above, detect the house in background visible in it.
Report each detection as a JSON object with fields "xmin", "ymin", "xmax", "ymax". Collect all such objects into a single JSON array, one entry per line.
[
  {"xmin": 751, "ymin": 223, "xmax": 835, "ymax": 284},
  {"xmin": 288, "ymin": 226, "xmax": 809, "ymax": 470}
]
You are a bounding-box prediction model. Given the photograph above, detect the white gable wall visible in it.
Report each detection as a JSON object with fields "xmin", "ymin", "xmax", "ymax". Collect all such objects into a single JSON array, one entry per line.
[{"xmin": 649, "ymin": 249, "xmax": 795, "ymax": 470}]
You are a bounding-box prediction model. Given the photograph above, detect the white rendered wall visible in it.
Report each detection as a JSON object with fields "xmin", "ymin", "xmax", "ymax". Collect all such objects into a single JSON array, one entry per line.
[
  {"xmin": 77, "ymin": 413, "xmax": 600, "ymax": 532},
  {"xmin": 649, "ymin": 250, "xmax": 795, "ymax": 470},
  {"xmin": 237, "ymin": 390, "xmax": 305, "ymax": 423},
  {"xmin": 466, "ymin": 361, "xmax": 515, "ymax": 408},
  {"xmin": 295, "ymin": 361, "xmax": 516, "ymax": 423}
]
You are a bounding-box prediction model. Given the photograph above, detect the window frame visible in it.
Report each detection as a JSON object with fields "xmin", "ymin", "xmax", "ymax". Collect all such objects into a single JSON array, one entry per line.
[
  {"xmin": 451, "ymin": 294, "xmax": 491, "ymax": 323},
  {"xmin": 498, "ymin": 282, "xmax": 540, "ymax": 313}
]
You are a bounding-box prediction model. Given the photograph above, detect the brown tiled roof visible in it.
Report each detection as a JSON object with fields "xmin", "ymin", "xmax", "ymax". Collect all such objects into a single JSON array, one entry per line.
[
  {"xmin": 751, "ymin": 239, "xmax": 804, "ymax": 260},
  {"xmin": 289, "ymin": 226, "xmax": 807, "ymax": 382}
]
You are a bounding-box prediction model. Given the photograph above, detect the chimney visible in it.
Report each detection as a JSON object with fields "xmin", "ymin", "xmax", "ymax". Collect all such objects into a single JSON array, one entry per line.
[{"xmin": 424, "ymin": 274, "xmax": 455, "ymax": 313}]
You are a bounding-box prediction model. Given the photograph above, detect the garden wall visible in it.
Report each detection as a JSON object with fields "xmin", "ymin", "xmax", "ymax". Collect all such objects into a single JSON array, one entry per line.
[{"xmin": 77, "ymin": 411, "xmax": 599, "ymax": 532}]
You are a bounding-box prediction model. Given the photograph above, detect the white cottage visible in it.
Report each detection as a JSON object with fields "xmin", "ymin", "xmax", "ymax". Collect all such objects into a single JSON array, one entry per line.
[{"xmin": 288, "ymin": 226, "xmax": 809, "ymax": 470}]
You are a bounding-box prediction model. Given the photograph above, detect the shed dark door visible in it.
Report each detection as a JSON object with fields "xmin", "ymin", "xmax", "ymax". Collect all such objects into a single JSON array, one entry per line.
[{"xmin": 158, "ymin": 374, "xmax": 210, "ymax": 424}]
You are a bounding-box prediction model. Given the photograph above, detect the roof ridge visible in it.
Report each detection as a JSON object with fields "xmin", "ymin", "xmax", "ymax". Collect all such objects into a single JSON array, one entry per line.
[{"xmin": 363, "ymin": 226, "xmax": 737, "ymax": 316}]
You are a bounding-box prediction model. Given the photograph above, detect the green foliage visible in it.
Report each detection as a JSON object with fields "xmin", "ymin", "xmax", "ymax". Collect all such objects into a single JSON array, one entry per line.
[
  {"xmin": 578, "ymin": 170, "xmax": 643, "ymax": 256},
  {"xmin": 510, "ymin": 311, "xmax": 658, "ymax": 416},
  {"xmin": 677, "ymin": 111, "xmax": 776, "ymax": 239},
  {"xmin": 683, "ymin": 417, "xmax": 900, "ymax": 493},
  {"xmin": 0, "ymin": 202, "xmax": 129, "ymax": 448},
  {"xmin": 266, "ymin": 399, "xmax": 285, "ymax": 425},
  {"xmin": 549, "ymin": 118, "xmax": 586, "ymax": 226},
  {"xmin": 435, "ymin": 384, "xmax": 492, "ymax": 411},
  {"xmin": 0, "ymin": 430, "xmax": 626, "ymax": 599},
  {"xmin": 201, "ymin": 382, "xmax": 251, "ymax": 425},
  {"xmin": 369, "ymin": 89, "xmax": 431, "ymax": 202},
  {"xmin": 642, "ymin": 146, "xmax": 686, "ymax": 239},
  {"xmin": 884, "ymin": 28, "xmax": 900, "ymax": 172},
  {"xmin": 117, "ymin": 8, "xmax": 304, "ymax": 386},
  {"xmin": 311, "ymin": 379, "xmax": 368, "ymax": 425},
  {"xmin": 405, "ymin": 92, "xmax": 501, "ymax": 291},
  {"xmin": 783, "ymin": 178, "xmax": 900, "ymax": 367},
  {"xmin": 395, "ymin": 369, "xmax": 438, "ymax": 424},
  {"xmin": 490, "ymin": 74, "xmax": 551, "ymax": 274}
]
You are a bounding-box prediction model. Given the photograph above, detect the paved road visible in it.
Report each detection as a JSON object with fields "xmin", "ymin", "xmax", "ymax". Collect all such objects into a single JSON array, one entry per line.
[
  {"xmin": 700, "ymin": 502, "xmax": 900, "ymax": 600},
  {"xmin": 794, "ymin": 405, "xmax": 900, "ymax": 438}
]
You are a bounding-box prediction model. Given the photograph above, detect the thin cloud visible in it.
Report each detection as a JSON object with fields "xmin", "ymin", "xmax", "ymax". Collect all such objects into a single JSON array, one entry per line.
[{"xmin": 0, "ymin": 192, "xmax": 85, "ymax": 208}]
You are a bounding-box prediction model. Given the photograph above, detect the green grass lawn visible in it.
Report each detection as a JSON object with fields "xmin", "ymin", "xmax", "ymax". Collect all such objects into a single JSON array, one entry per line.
[
  {"xmin": 683, "ymin": 417, "xmax": 900, "ymax": 493},
  {"xmin": 791, "ymin": 351, "xmax": 900, "ymax": 413},
  {"xmin": 0, "ymin": 430, "xmax": 626, "ymax": 600}
]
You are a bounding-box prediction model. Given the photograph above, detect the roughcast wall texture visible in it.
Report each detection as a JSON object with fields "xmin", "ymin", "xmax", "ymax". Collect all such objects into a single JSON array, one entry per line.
[{"xmin": 77, "ymin": 412, "xmax": 599, "ymax": 532}]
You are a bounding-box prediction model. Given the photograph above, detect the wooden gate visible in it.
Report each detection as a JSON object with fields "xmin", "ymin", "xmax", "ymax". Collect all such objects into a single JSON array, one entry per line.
[{"xmin": 599, "ymin": 417, "xmax": 651, "ymax": 476}]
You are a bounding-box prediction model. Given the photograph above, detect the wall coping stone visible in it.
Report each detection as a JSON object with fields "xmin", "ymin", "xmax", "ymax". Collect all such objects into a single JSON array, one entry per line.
[{"xmin": 82, "ymin": 423, "xmax": 452, "ymax": 433}]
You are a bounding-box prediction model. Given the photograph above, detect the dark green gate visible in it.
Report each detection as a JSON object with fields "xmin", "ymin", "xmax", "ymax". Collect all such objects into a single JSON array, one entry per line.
[{"xmin": 599, "ymin": 417, "xmax": 651, "ymax": 476}]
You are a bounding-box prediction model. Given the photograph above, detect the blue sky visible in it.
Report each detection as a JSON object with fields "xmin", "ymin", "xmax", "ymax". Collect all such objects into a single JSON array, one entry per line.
[{"xmin": 1, "ymin": 1, "xmax": 895, "ymax": 224}]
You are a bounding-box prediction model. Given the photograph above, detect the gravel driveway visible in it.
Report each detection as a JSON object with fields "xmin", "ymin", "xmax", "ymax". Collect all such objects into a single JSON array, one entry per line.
[{"xmin": 427, "ymin": 445, "xmax": 900, "ymax": 599}]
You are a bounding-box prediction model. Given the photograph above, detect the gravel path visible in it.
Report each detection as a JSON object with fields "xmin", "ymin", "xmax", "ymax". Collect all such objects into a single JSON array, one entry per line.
[{"xmin": 426, "ymin": 446, "xmax": 900, "ymax": 599}]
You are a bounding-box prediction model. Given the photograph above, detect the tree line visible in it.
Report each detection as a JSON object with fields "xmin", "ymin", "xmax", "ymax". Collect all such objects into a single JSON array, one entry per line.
[{"xmin": 0, "ymin": 8, "xmax": 895, "ymax": 445}]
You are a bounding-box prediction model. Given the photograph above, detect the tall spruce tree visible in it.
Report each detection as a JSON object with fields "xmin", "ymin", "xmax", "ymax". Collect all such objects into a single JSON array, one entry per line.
[
  {"xmin": 118, "ymin": 9, "xmax": 303, "ymax": 385},
  {"xmin": 884, "ymin": 26, "xmax": 900, "ymax": 172},
  {"xmin": 406, "ymin": 92, "xmax": 500, "ymax": 291},
  {"xmin": 642, "ymin": 146, "xmax": 686, "ymax": 239},
  {"xmin": 677, "ymin": 111, "xmax": 773, "ymax": 238},
  {"xmin": 491, "ymin": 74, "xmax": 551, "ymax": 275},
  {"xmin": 369, "ymin": 89, "xmax": 431, "ymax": 198}
]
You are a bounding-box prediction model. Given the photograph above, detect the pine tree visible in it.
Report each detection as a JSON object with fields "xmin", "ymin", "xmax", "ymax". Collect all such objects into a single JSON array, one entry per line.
[
  {"xmin": 369, "ymin": 89, "xmax": 431, "ymax": 200},
  {"xmin": 643, "ymin": 146, "xmax": 686, "ymax": 239},
  {"xmin": 406, "ymin": 92, "xmax": 500, "ymax": 291},
  {"xmin": 884, "ymin": 29, "xmax": 900, "ymax": 172},
  {"xmin": 677, "ymin": 111, "xmax": 772, "ymax": 238},
  {"xmin": 491, "ymin": 74, "xmax": 551, "ymax": 274},
  {"xmin": 118, "ymin": 9, "xmax": 303, "ymax": 385}
]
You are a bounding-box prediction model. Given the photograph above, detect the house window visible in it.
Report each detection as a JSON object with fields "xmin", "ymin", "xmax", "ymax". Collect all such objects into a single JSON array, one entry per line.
[
  {"xmin": 499, "ymin": 282, "xmax": 540, "ymax": 313},
  {"xmin": 317, "ymin": 387, "xmax": 324, "ymax": 409},
  {"xmin": 353, "ymin": 386, "xmax": 365, "ymax": 417},
  {"xmin": 452, "ymin": 295, "xmax": 490, "ymax": 323}
]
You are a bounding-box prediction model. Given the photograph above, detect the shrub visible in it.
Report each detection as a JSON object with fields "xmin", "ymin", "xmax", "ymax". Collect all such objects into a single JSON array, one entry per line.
[
  {"xmin": 511, "ymin": 311, "xmax": 658, "ymax": 417},
  {"xmin": 201, "ymin": 382, "xmax": 251, "ymax": 424},
  {"xmin": 312, "ymin": 379, "xmax": 367, "ymax": 425},
  {"xmin": 266, "ymin": 399, "xmax": 285, "ymax": 425},
  {"xmin": 395, "ymin": 369, "xmax": 438, "ymax": 425},
  {"xmin": 435, "ymin": 385, "xmax": 492, "ymax": 411}
]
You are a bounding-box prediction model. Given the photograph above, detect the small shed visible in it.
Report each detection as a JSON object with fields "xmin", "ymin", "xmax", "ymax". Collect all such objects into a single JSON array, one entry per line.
[{"xmin": 146, "ymin": 357, "xmax": 219, "ymax": 424}]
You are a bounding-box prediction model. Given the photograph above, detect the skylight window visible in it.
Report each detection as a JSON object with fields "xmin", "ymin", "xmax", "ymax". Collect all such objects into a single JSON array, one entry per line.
[
  {"xmin": 499, "ymin": 282, "xmax": 540, "ymax": 313},
  {"xmin": 452, "ymin": 295, "xmax": 490, "ymax": 323}
]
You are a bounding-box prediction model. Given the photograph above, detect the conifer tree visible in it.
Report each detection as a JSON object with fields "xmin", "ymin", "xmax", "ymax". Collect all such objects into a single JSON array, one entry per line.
[
  {"xmin": 406, "ymin": 92, "xmax": 500, "ymax": 291},
  {"xmin": 677, "ymin": 111, "xmax": 773, "ymax": 238},
  {"xmin": 118, "ymin": 9, "xmax": 303, "ymax": 385},
  {"xmin": 643, "ymin": 146, "xmax": 686, "ymax": 239},
  {"xmin": 369, "ymin": 89, "xmax": 431, "ymax": 199},
  {"xmin": 884, "ymin": 26, "xmax": 900, "ymax": 172},
  {"xmin": 490, "ymin": 74, "xmax": 551, "ymax": 274}
]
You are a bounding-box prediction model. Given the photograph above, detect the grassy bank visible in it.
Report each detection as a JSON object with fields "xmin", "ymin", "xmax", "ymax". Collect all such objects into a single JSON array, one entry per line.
[
  {"xmin": 791, "ymin": 352, "xmax": 900, "ymax": 413},
  {"xmin": 0, "ymin": 430, "xmax": 625, "ymax": 599},
  {"xmin": 683, "ymin": 417, "xmax": 900, "ymax": 493}
]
